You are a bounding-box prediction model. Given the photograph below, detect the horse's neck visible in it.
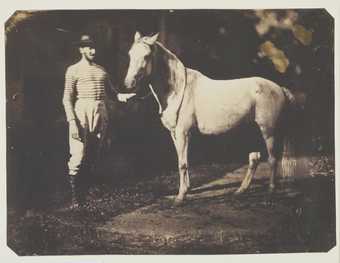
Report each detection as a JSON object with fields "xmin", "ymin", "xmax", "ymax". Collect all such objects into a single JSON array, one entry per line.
[
  {"xmin": 150, "ymin": 44, "xmax": 168, "ymax": 97},
  {"xmin": 150, "ymin": 43, "xmax": 186, "ymax": 106},
  {"xmin": 149, "ymin": 43, "xmax": 187, "ymax": 130}
]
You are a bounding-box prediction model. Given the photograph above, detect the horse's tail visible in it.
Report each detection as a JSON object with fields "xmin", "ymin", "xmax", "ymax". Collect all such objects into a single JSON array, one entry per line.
[
  {"xmin": 280, "ymin": 87, "xmax": 304, "ymax": 178},
  {"xmin": 281, "ymin": 86, "xmax": 297, "ymax": 107}
]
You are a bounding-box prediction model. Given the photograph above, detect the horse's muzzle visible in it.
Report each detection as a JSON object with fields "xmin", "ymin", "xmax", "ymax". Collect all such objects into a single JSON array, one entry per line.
[{"xmin": 124, "ymin": 78, "xmax": 136, "ymax": 90}]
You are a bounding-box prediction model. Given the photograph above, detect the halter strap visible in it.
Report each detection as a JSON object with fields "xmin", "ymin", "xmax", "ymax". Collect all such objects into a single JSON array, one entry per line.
[{"xmin": 148, "ymin": 84, "xmax": 163, "ymax": 115}]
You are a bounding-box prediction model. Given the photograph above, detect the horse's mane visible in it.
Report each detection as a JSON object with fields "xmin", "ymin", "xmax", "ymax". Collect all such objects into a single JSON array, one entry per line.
[
  {"xmin": 150, "ymin": 41, "xmax": 186, "ymax": 94},
  {"xmin": 154, "ymin": 41, "xmax": 183, "ymax": 66}
]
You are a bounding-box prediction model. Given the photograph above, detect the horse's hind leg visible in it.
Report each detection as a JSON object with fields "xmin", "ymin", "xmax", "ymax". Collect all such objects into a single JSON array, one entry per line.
[
  {"xmin": 258, "ymin": 125, "xmax": 278, "ymax": 192},
  {"xmin": 235, "ymin": 152, "xmax": 261, "ymax": 194},
  {"xmin": 171, "ymin": 130, "xmax": 190, "ymax": 204},
  {"xmin": 264, "ymin": 135, "xmax": 278, "ymax": 192}
]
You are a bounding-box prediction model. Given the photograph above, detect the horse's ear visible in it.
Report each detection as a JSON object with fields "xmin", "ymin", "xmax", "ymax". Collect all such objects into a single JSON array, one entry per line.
[
  {"xmin": 134, "ymin": 31, "xmax": 142, "ymax": 42},
  {"xmin": 144, "ymin": 33, "xmax": 159, "ymax": 45}
]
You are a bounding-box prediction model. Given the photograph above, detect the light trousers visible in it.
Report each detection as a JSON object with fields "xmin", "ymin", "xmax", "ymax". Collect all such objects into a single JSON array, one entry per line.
[{"xmin": 68, "ymin": 99, "xmax": 108, "ymax": 176}]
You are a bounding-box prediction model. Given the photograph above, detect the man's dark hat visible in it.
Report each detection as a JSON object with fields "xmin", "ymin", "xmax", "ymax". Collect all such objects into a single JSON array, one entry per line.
[{"xmin": 75, "ymin": 34, "xmax": 95, "ymax": 47}]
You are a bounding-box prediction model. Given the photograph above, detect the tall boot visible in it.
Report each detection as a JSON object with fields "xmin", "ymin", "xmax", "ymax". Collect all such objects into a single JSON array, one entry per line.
[{"xmin": 68, "ymin": 175, "xmax": 79, "ymax": 209}]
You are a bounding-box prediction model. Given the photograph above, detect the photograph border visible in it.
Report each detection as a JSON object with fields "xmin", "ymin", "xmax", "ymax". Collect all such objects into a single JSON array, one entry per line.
[{"xmin": 1, "ymin": 0, "xmax": 339, "ymax": 262}]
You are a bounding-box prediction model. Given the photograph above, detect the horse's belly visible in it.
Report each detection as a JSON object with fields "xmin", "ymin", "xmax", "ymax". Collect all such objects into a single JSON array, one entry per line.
[
  {"xmin": 196, "ymin": 106, "xmax": 250, "ymax": 135},
  {"xmin": 194, "ymin": 82, "xmax": 253, "ymax": 135}
]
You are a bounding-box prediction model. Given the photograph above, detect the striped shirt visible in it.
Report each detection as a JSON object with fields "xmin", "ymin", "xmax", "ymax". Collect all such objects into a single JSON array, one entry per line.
[{"xmin": 62, "ymin": 61, "xmax": 118, "ymax": 121}]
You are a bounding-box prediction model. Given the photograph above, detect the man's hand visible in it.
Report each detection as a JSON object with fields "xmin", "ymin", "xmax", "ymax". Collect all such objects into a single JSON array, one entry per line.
[
  {"xmin": 69, "ymin": 120, "xmax": 81, "ymax": 141},
  {"xmin": 117, "ymin": 93, "xmax": 136, "ymax": 103}
]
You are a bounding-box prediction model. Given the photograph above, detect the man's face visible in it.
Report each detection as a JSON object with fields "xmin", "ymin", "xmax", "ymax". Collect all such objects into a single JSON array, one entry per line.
[{"xmin": 80, "ymin": 46, "xmax": 96, "ymax": 61}]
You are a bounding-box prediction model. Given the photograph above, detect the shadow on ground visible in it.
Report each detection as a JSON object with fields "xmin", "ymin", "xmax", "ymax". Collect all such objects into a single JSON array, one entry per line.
[{"xmin": 7, "ymin": 158, "xmax": 336, "ymax": 255}]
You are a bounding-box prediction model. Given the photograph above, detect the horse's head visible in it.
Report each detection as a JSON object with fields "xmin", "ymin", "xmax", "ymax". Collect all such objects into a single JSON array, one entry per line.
[{"xmin": 124, "ymin": 32, "xmax": 159, "ymax": 91}]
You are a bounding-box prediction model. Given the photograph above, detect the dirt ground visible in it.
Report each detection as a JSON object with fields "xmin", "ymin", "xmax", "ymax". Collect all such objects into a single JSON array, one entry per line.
[{"xmin": 7, "ymin": 156, "xmax": 336, "ymax": 255}]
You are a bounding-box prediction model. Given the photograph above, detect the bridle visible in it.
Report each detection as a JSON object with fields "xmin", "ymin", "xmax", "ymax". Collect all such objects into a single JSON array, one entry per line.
[
  {"xmin": 126, "ymin": 39, "xmax": 187, "ymax": 119},
  {"xmin": 128, "ymin": 82, "xmax": 163, "ymax": 115},
  {"xmin": 126, "ymin": 41, "xmax": 163, "ymax": 114}
]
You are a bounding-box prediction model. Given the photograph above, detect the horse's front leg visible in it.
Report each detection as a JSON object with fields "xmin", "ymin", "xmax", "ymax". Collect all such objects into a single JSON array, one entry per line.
[{"xmin": 171, "ymin": 130, "xmax": 190, "ymax": 204}]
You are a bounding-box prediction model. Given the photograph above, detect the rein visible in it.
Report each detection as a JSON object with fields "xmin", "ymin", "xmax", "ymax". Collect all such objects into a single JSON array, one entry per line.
[
  {"xmin": 128, "ymin": 75, "xmax": 153, "ymax": 101},
  {"xmin": 147, "ymin": 66, "xmax": 187, "ymax": 119},
  {"xmin": 133, "ymin": 90, "xmax": 153, "ymax": 100},
  {"xmin": 125, "ymin": 82, "xmax": 162, "ymax": 114},
  {"xmin": 127, "ymin": 83, "xmax": 163, "ymax": 115},
  {"xmin": 148, "ymin": 84, "xmax": 163, "ymax": 115}
]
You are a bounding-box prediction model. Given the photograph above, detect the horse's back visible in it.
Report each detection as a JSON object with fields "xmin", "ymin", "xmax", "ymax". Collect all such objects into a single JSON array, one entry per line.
[{"xmin": 185, "ymin": 71, "xmax": 285, "ymax": 135}]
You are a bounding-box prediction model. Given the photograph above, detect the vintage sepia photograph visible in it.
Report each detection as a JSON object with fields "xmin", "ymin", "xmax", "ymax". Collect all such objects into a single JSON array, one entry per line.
[{"xmin": 5, "ymin": 8, "xmax": 336, "ymax": 256}]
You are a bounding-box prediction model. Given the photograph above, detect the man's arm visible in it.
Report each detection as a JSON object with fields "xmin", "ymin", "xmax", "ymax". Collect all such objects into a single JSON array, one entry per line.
[
  {"xmin": 63, "ymin": 66, "xmax": 81, "ymax": 141},
  {"xmin": 62, "ymin": 66, "xmax": 77, "ymax": 122},
  {"xmin": 106, "ymin": 75, "xmax": 120, "ymax": 96},
  {"xmin": 106, "ymin": 75, "xmax": 136, "ymax": 102}
]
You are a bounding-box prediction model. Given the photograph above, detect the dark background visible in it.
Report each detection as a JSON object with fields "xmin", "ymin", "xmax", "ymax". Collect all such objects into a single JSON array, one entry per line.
[{"xmin": 6, "ymin": 9, "xmax": 334, "ymax": 210}]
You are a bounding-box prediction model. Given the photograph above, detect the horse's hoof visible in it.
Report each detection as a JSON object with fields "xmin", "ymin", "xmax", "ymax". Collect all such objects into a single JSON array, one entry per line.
[
  {"xmin": 234, "ymin": 188, "xmax": 245, "ymax": 195},
  {"xmin": 268, "ymin": 185, "xmax": 276, "ymax": 194},
  {"xmin": 173, "ymin": 196, "xmax": 185, "ymax": 207}
]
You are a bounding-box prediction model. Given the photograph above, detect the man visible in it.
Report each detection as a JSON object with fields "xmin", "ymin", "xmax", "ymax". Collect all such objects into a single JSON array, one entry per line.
[{"xmin": 63, "ymin": 34, "xmax": 135, "ymax": 208}]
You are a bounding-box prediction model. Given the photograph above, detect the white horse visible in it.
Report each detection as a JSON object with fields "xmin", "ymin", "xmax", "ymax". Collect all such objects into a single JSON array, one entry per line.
[{"xmin": 124, "ymin": 32, "xmax": 296, "ymax": 204}]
